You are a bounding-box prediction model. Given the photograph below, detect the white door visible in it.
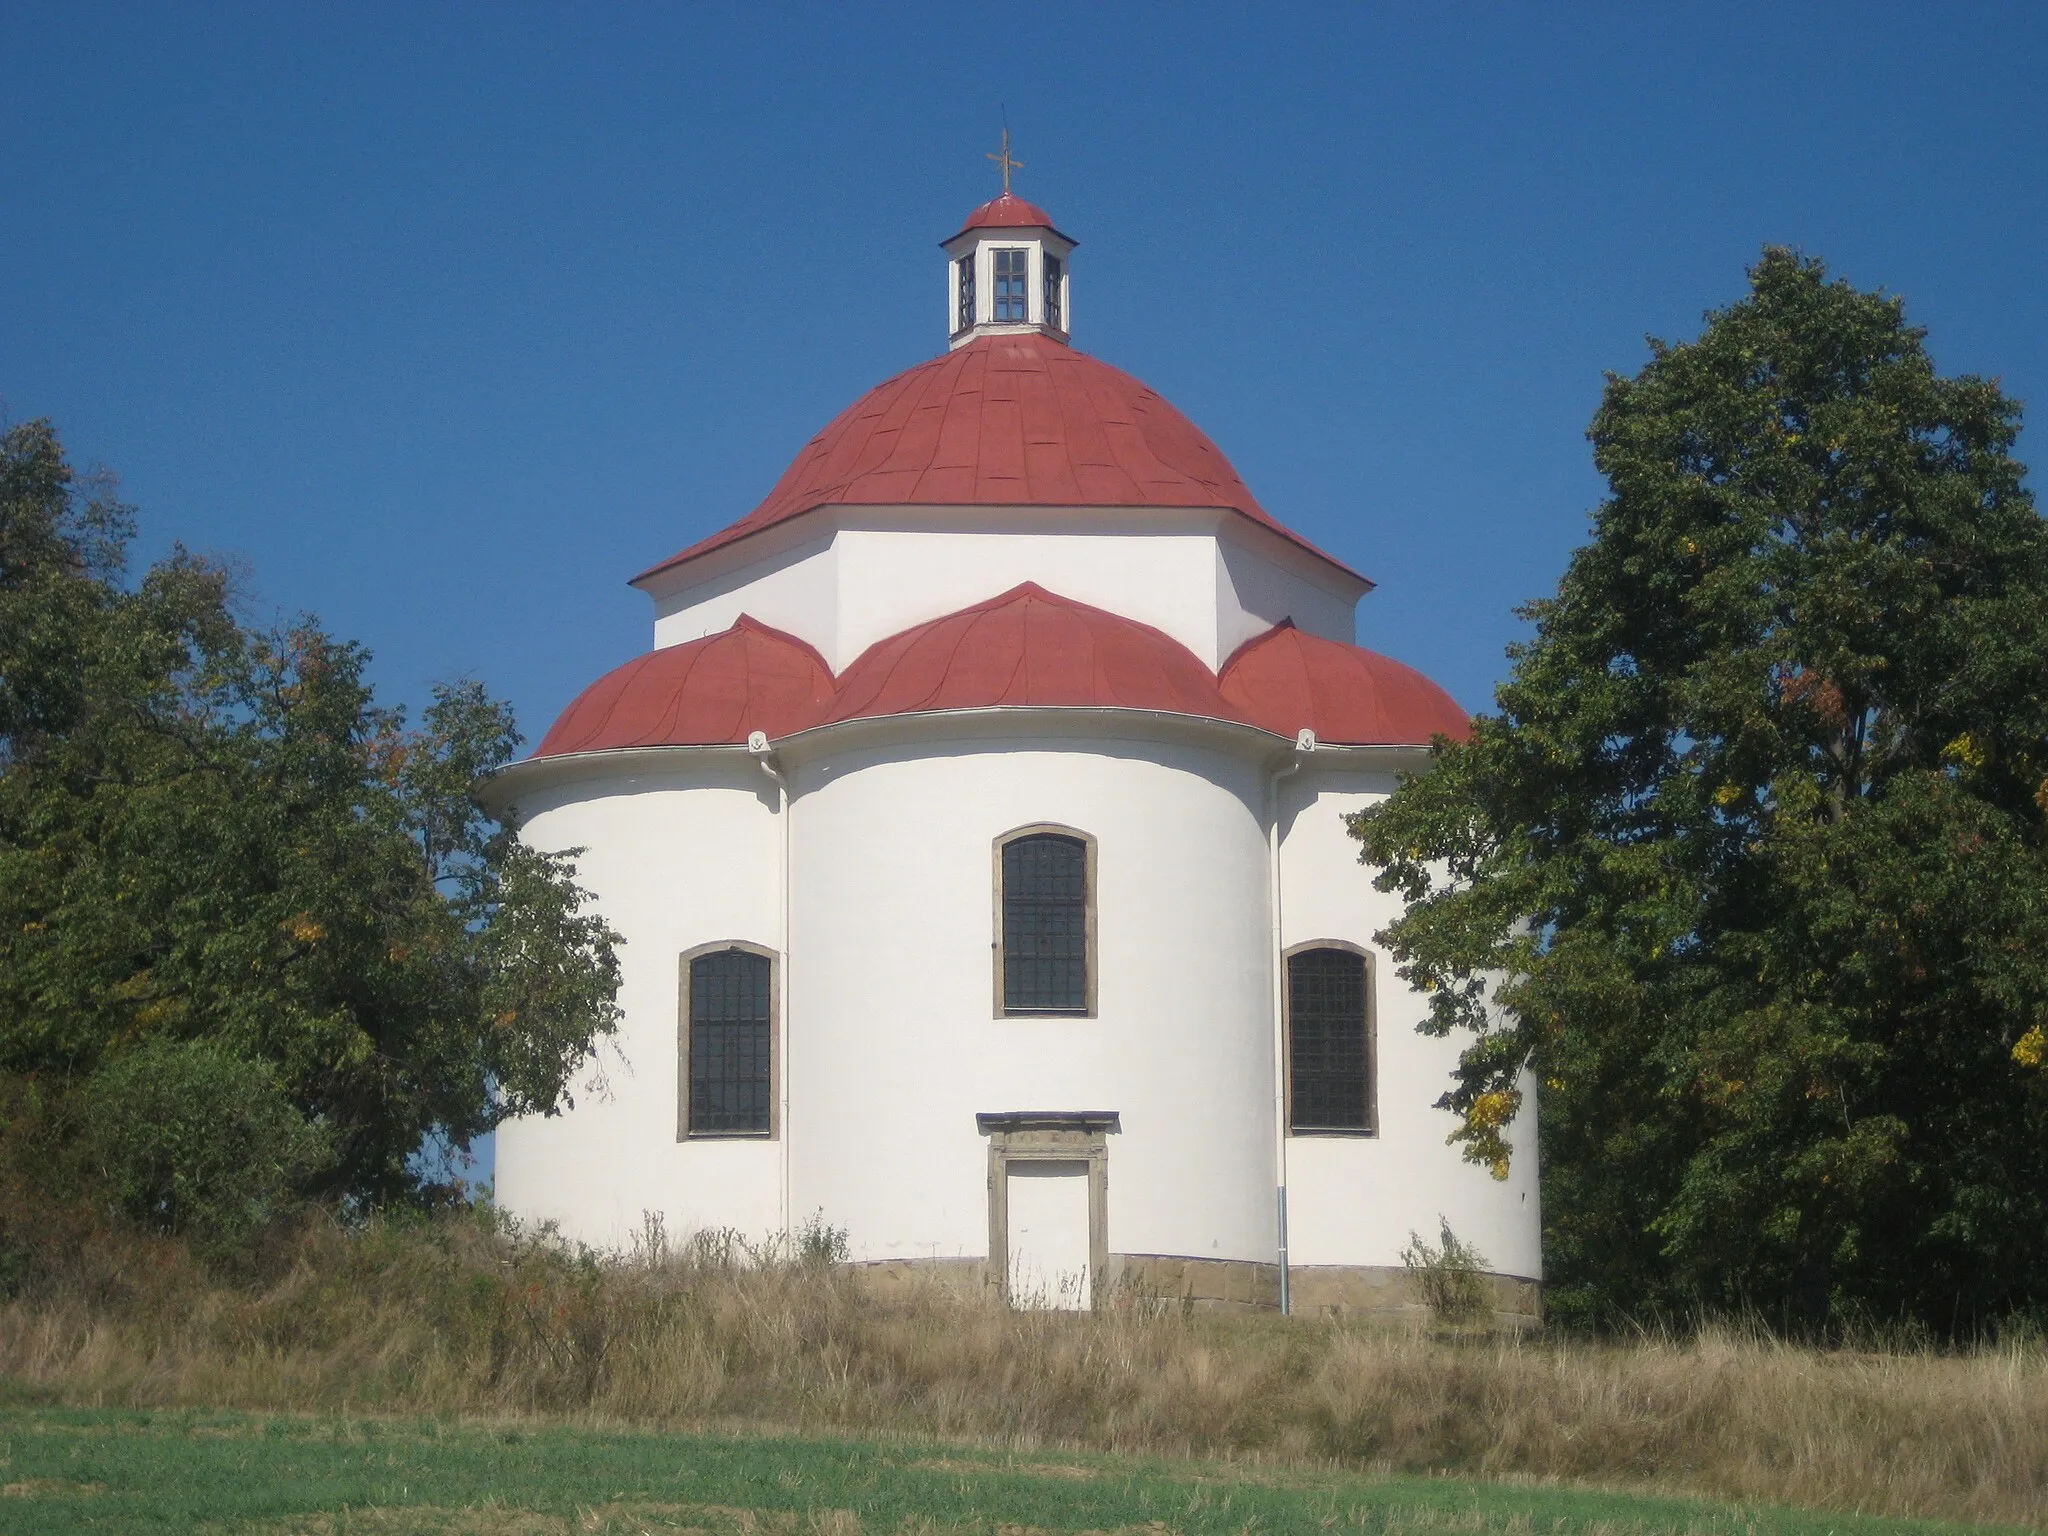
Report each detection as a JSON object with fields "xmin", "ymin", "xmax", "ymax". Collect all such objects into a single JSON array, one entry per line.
[{"xmin": 1005, "ymin": 1160, "xmax": 1092, "ymax": 1311}]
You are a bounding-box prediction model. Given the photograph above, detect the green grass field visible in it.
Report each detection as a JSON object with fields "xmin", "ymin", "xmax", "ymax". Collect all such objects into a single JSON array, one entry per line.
[{"xmin": 0, "ymin": 1405, "xmax": 2019, "ymax": 1536}]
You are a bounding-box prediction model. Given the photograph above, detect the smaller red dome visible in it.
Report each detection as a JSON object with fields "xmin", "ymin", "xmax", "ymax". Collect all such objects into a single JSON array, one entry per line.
[
  {"xmin": 952, "ymin": 193, "xmax": 1072, "ymax": 243},
  {"xmin": 820, "ymin": 582, "xmax": 1248, "ymax": 729},
  {"xmin": 535, "ymin": 616, "xmax": 834, "ymax": 756},
  {"xmin": 1219, "ymin": 622, "xmax": 1470, "ymax": 746}
]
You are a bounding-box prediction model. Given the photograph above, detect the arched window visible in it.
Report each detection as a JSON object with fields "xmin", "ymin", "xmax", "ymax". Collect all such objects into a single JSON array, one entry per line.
[
  {"xmin": 682, "ymin": 945, "xmax": 774, "ymax": 1137},
  {"xmin": 996, "ymin": 829, "xmax": 1094, "ymax": 1016},
  {"xmin": 1287, "ymin": 944, "xmax": 1373, "ymax": 1134}
]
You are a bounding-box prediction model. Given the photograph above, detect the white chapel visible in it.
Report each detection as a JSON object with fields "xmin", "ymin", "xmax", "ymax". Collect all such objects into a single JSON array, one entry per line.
[{"xmin": 490, "ymin": 179, "xmax": 1541, "ymax": 1319}]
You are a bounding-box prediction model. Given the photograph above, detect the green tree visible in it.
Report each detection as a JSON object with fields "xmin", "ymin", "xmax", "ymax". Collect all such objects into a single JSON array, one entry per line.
[
  {"xmin": 1352, "ymin": 251, "xmax": 2048, "ymax": 1331},
  {"xmin": 80, "ymin": 1038, "xmax": 332, "ymax": 1262},
  {"xmin": 0, "ymin": 419, "xmax": 622, "ymax": 1215}
]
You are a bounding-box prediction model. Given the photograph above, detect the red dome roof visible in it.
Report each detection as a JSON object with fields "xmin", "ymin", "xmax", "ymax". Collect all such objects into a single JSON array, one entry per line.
[
  {"xmin": 533, "ymin": 592, "xmax": 1469, "ymax": 762},
  {"xmin": 817, "ymin": 582, "xmax": 1248, "ymax": 729},
  {"xmin": 950, "ymin": 192, "xmax": 1072, "ymax": 242},
  {"xmin": 635, "ymin": 334, "xmax": 1365, "ymax": 586},
  {"xmin": 1219, "ymin": 622, "xmax": 1470, "ymax": 746},
  {"xmin": 535, "ymin": 615, "xmax": 834, "ymax": 756}
]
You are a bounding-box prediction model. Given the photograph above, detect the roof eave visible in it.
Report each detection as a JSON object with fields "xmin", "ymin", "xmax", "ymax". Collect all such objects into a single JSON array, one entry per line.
[
  {"xmin": 489, "ymin": 708, "xmax": 1444, "ymax": 808},
  {"xmin": 631, "ymin": 499, "xmax": 1373, "ymax": 594},
  {"xmin": 941, "ymin": 220, "xmax": 1079, "ymax": 247}
]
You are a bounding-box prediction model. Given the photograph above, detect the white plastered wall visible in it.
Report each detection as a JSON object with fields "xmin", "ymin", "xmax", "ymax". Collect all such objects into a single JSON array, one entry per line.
[
  {"xmin": 1215, "ymin": 537, "xmax": 1358, "ymax": 659},
  {"xmin": 830, "ymin": 528, "xmax": 1222, "ymax": 666},
  {"xmin": 492, "ymin": 756, "xmax": 786, "ymax": 1249},
  {"xmin": 489, "ymin": 729, "xmax": 1540, "ymax": 1288},
  {"xmin": 779, "ymin": 725, "xmax": 1279, "ymax": 1266},
  {"xmin": 650, "ymin": 531, "xmax": 837, "ymax": 656},
  {"xmin": 650, "ymin": 515, "xmax": 1362, "ymax": 672},
  {"xmin": 1276, "ymin": 760, "xmax": 1542, "ymax": 1281}
]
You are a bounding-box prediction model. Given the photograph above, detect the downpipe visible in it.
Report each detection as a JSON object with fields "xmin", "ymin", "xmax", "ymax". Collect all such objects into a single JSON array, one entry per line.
[
  {"xmin": 749, "ymin": 731, "xmax": 792, "ymax": 1234},
  {"xmin": 1268, "ymin": 727, "xmax": 1314, "ymax": 1315}
]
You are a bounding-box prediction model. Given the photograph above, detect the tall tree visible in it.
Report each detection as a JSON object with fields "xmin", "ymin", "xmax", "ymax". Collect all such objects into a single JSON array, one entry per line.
[
  {"xmin": 1353, "ymin": 251, "xmax": 2048, "ymax": 1330},
  {"xmin": 0, "ymin": 420, "xmax": 622, "ymax": 1221}
]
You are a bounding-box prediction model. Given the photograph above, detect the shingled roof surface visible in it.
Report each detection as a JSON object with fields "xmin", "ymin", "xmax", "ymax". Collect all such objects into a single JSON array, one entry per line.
[
  {"xmin": 1219, "ymin": 621, "xmax": 1472, "ymax": 746},
  {"xmin": 635, "ymin": 334, "xmax": 1364, "ymax": 584},
  {"xmin": 816, "ymin": 582, "xmax": 1247, "ymax": 728},
  {"xmin": 535, "ymin": 590, "xmax": 1466, "ymax": 757},
  {"xmin": 534, "ymin": 615, "xmax": 834, "ymax": 755}
]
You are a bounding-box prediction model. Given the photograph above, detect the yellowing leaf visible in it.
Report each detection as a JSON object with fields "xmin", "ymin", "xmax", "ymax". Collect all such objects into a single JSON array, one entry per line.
[
  {"xmin": 282, "ymin": 913, "xmax": 326, "ymax": 945},
  {"xmin": 1469, "ymin": 1089, "xmax": 1520, "ymax": 1130},
  {"xmin": 1942, "ymin": 732, "xmax": 1990, "ymax": 770}
]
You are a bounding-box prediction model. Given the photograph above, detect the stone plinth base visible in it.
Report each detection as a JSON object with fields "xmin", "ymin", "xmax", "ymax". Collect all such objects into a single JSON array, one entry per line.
[
  {"xmin": 1107, "ymin": 1254, "xmax": 1281, "ymax": 1313},
  {"xmin": 844, "ymin": 1253, "xmax": 1541, "ymax": 1328},
  {"xmin": 1285, "ymin": 1263, "xmax": 1542, "ymax": 1330}
]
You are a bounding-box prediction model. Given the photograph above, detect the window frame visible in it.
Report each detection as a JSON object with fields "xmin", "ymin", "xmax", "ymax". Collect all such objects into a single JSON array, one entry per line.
[
  {"xmin": 1283, "ymin": 939, "xmax": 1376, "ymax": 1137},
  {"xmin": 992, "ymin": 824, "xmax": 1099, "ymax": 1019},
  {"xmin": 1042, "ymin": 252, "xmax": 1063, "ymax": 332},
  {"xmin": 991, "ymin": 245, "xmax": 1031, "ymax": 323},
  {"xmin": 955, "ymin": 252, "xmax": 977, "ymax": 335},
  {"xmin": 678, "ymin": 940, "xmax": 780, "ymax": 1141}
]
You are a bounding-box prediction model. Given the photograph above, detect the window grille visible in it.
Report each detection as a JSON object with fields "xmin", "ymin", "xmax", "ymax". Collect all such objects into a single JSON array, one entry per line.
[
  {"xmin": 1002, "ymin": 833, "xmax": 1088, "ymax": 1013},
  {"xmin": 688, "ymin": 947, "xmax": 772, "ymax": 1134},
  {"xmin": 994, "ymin": 248, "xmax": 1029, "ymax": 322},
  {"xmin": 1288, "ymin": 947, "xmax": 1371, "ymax": 1132},
  {"xmin": 1042, "ymin": 254, "xmax": 1063, "ymax": 331},
  {"xmin": 956, "ymin": 254, "xmax": 976, "ymax": 334}
]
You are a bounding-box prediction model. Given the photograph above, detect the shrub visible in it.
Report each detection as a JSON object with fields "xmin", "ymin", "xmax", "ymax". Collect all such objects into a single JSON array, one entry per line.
[
  {"xmin": 79, "ymin": 1039, "xmax": 330, "ymax": 1262},
  {"xmin": 1402, "ymin": 1217, "xmax": 1491, "ymax": 1329},
  {"xmin": 794, "ymin": 1209, "xmax": 850, "ymax": 1267}
]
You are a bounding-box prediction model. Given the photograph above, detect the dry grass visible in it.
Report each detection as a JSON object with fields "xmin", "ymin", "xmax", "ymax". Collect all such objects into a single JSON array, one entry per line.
[{"xmin": 1, "ymin": 1211, "xmax": 2043, "ymax": 1530}]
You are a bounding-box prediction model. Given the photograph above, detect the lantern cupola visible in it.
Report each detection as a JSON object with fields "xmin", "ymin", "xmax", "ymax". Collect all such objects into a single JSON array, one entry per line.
[{"xmin": 942, "ymin": 135, "xmax": 1075, "ymax": 348}]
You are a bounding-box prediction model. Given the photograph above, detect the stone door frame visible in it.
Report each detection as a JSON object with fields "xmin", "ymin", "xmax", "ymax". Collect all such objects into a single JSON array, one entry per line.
[{"xmin": 977, "ymin": 1111, "xmax": 1117, "ymax": 1309}]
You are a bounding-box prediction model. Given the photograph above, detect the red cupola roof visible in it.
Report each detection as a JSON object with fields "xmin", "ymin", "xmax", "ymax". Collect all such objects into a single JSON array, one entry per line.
[
  {"xmin": 535, "ymin": 615, "xmax": 834, "ymax": 756},
  {"xmin": 950, "ymin": 192, "xmax": 1073, "ymax": 243},
  {"xmin": 818, "ymin": 582, "xmax": 1248, "ymax": 729},
  {"xmin": 636, "ymin": 333, "xmax": 1364, "ymax": 585},
  {"xmin": 1219, "ymin": 621, "xmax": 1471, "ymax": 746}
]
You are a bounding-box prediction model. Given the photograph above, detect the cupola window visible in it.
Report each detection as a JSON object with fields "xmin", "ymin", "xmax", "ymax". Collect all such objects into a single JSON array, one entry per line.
[
  {"xmin": 683, "ymin": 945, "xmax": 774, "ymax": 1136},
  {"xmin": 1043, "ymin": 254, "xmax": 1063, "ymax": 331},
  {"xmin": 997, "ymin": 828, "xmax": 1094, "ymax": 1015},
  {"xmin": 1286, "ymin": 945, "xmax": 1374, "ymax": 1134},
  {"xmin": 956, "ymin": 254, "xmax": 976, "ymax": 335},
  {"xmin": 994, "ymin": 248, "xmax": 1029, "ymax": 323}
]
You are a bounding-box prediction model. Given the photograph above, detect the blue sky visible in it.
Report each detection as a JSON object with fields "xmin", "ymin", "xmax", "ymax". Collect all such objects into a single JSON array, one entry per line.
[{"xmin": 5, "ymin": 4, "xmax": 2043, "ymax": 728}]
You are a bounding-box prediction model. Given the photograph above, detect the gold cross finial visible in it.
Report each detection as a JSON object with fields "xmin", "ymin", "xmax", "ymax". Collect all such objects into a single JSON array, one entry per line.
[{"xmin": 986, "ymin": 127, "xmax": 1022, "ymax": 196}]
